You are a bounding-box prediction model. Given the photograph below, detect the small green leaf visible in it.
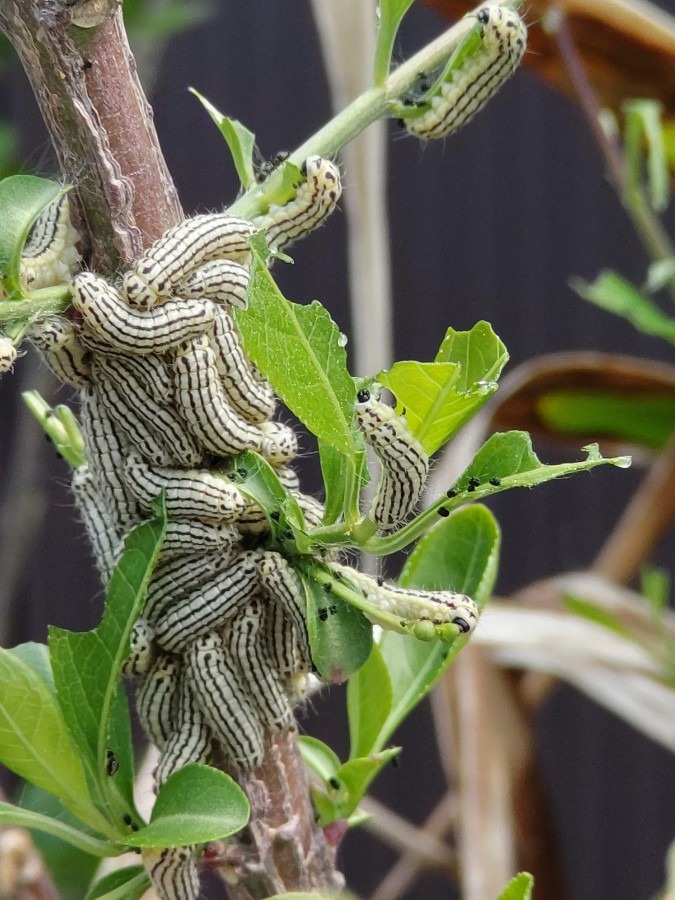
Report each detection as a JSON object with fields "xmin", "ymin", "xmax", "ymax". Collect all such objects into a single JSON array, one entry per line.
[
  {"xmin": 497, "ymin": 872, "xmax": 534, "ymax": 900},
  {"xmin": 564, "ymin": 596, "xmax": 633, "ymax": 640},
  {"xmin": 318, "ymin": 426, "xmax": 368, "ymax": 527},
  {"xmin": 85, "ymin": 866, "xmax": 150, "ymax": 900},
  {"xmin": 235, "ymin": 240, "xmax": 358, "ymax": 455},
  {"xmin": 374, "ymin": 0, "xmax": 416, "ymax": 83},
  {"xmin": 8, "ymin": 642, "xmax": 54, "ymax": 693},
  {"xmin": 189, "ymin": 89, "xmax": 256, "ymax": 189},
  {"xmin": 572, "ymin": 271, "xmax": 675, "ymax": 345},
  {"xmin": 23, "ymin": 391, "xmax": 87, "ymax": 468},
  {"xmin": 624, "ymin": 99, "xmax": 668, "ymax": 212},
  {"xmin": 301, "ymin": 570, "xmax": 372, "ymax": 683},
  {"xmin": 298, "ymin": 736, "xmax": 341, "ymax": 782},
  {"xmin": 358, "ymin": 506, "xmax": 500, "ymax": 753},
  {"xmin": 378, "ymin": 322, "xmax": 509, "ymax": 455},
  {"xmin": 328, "ymin": 749, "xmax": 400, "ymax": 823},
  {"xmin": 122, "ymin": 764, "xmax": 249, "ymax": 848},
  {"xmin": 0, "ymin": 175, "xmax": 65, "ymax": 295},
  {"xmin": 641, "ymin": 565, "xmax": 670, "ymax": 614},
  {"xmin": 0, "ymin": 801, "xmax": 112, "ymax": 857},
  {"xmin": 49, "ymin": 505, "xmax": 166, "ymax": 820},
  {"xmin": 537, "ymin": 390, "xmax": 675, "ymax": 450},
  {"xmin": 347, "ymin": 642, "xmax": 392, "ymax": 759},
  {"xmin": 0, "ymin": 650, "xmax": 97, "ymax": 827}
]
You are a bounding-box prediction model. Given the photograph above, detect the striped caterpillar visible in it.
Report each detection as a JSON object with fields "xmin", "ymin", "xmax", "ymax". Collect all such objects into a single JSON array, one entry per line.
[
  {"xmin": 0, "ymin": 338, "xmax": 18, "ymax": 375},
  {"xmin": 330, "ymin": 563, "xmax": 480, "ymax": 637},
  {"xmin": 144, "ymin": 552, "xmax": 235, "ymax": 623},
  {"xmin": 258, "ymin": 552, "xmax": 313, "ymax": 676},
  {"xmin": 123, "ymin": 451, "xmax": 247, "ymax": 523},
  {"xmin": 71, "ymin": 466, "xmax": 122, "ymax": 581},
  {"xmin": 136, "ymin": 652, "xmax": 180, "ymax": 750},
  {"xmin": 153, "ymin": 671, "xmax": 213, "ymax": 788},
  {"xmin": 72, "ymin": 271, "xmax": 215, "ymax": 355},
  {"xmin": 355, "ymin": 387, "xmax": 429, "ymax": 529},
  {"xmin": 20, "ymin": 195, "xmax": 81, "ymax": 292},
  {"xmin": 29, "ymin": 317, "xmax": 91, "ymax": 388},
  {"xmin": 403, "ymin": 5, "xmax": 527, "ymax": 141},
  {"xmin": 143, "ymin": 846, "xmax": 200, "ymax": 900},
  {"xmin": 123, "ymin": 213, "xmax": 255, "ymax": 309},
  {"xmin": 252, "ymin": 156, "xmax": 342, "ymax": 252},
  {"xmin": 179, "ymin": 259, "xmax": 250, "ymax": 308},
  {"xmin": 184, "ymin": 630, "xmax": 265, "ymax": 769}
]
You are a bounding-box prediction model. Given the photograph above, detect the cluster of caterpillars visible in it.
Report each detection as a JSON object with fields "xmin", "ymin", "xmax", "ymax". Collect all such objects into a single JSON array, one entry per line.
[{"xmin": 5, "ymin": 153, "xmax": 482, "ymax": 898}]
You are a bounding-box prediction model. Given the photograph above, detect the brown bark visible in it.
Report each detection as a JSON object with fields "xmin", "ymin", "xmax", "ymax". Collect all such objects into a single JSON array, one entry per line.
[{"xmin": 0, "ymin": 1, "xmax": 341, "ymax": 895}]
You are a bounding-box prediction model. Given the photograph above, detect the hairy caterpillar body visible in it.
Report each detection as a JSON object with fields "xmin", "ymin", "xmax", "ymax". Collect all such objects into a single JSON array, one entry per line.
[
  {"xmin": 160, "ymin": 520, "xmax": 239, "ymax": 558},
  {"xmin": 124, "ymin": 452, "xmax": 247, "ymax": 524},
  {"xmin": 123, "ymin": 214, "xmax": 255, "ymax": 309},
  {"xmin": 122, "ymin": 618, "xmax": 156, "ymax": 676},
  {"xmin": 152, "ymin": 550, "xmax": 261, "ymax": 652},
  {"xmin": 179, "ymin": 259, "xmax": 250, "ymax": 308},
  {"xmin": 184, "ymin": 631, "xmax": 265, "ymax": 769},
  {"xmin": 404, "ymin": 5, "xmax": 527, "ymax": 141},
  {"xmin": 144, "ymin": 552, "xmax": 235, "ymax": 623},
  {"xmin": 210, "ymin": 310, "xmax": 276, "ymax": 424},
  {"xmin": 72, "ymin": 272, "xmax": 215, "ymax": 355},
  {"xmin": 29, "ymin": 317, "xmax": 91, "ymax": 388},
  {"xmin": 0, "ymin": 338, "xmax": 18, "ymax": 375},
  {"xmin": 20, "ymin": 195, "xmax": 81, "ymax": 291},
  {"xmin": 136, "ymin": 653, "xmax": 180, "ymax": 749},
  {"xmin": 252, "ymin": 156, "xmax": 342, "ymax": 251},
  {"xmin": 172, "ymin": 335, "xmax": 266, "ymax": 457},
  {"xmin": 259, "ymin": 420, "xmax": 299, "ymax": 467},
  {"xmin": 355, "ymin": 388, "xmax": 429, "ymax": 528},
  {"xmin": 144, "ymin": 846, "xmax": 200, "ymax": 900},
  {"xmin": 71, "ymin": 466, "xmax": 122, "ymax": 580},
  {"xmin": 331, "ymin": 563, "xmax": 480, "ymax": 635},
  {"xmin": 154, "ymin": 673, "xmax": 213, "ymax": 787},
  {"xmin": 228, "ymin": 600, "xmax": 295, "ymax": 731}
]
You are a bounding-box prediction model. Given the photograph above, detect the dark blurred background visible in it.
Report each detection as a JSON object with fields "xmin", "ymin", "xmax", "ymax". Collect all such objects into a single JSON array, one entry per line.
[{"xmin": 2, "ymin": 2, "xmax": 675, "ymax": 898}]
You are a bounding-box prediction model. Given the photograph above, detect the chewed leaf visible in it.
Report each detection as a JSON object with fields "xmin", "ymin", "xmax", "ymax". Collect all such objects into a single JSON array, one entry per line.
[
  {"xmin": 189, "ymin": 89, "xmax": 256, "ymax": 189},
  {"xmin": 435, "ymin": 321, "xmax": 508, "ymax": 389},
  {"xmin": 0, "ymin": 175, "xmax": 65, "ymax": 296}
]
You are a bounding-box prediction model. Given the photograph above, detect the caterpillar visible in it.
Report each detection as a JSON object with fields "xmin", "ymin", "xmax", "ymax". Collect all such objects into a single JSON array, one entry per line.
[
  {"xmin": 154, "ymin": 672, "xmax": 213, "ymax": 788},
  {"xmin": 227, "ymin": 599, "xmax": 295, "ymax": 732},
  {"xmin": 152, "ymin": 550, "xmax": 262, "ymax": 652},
  {"xmin": 403, "ymin": 5, "xmax": 527, "ymax": 141},
  {"xmin": 160, "ymin": 519, "xmax": 239, "ymax": 558},
  {"xmin": 0, "ymin": 338, "xmax": 18, "ymax": 375},
  {"xmin": 123, "ymin": 452, "xmax": 247, "ymax": 523},
  {"xmin": 184, "ymin": 630, "xmax": 265, "ymax": 769},
  {"xmin": 260, "ymin": 420, "xmax": 299, "ymax": 467},
  {"xmin": 235, "ymin": 497, "xmax": 271, "ymax": 536},
  {"xmin": 143, "ymin": 846, "xmax": 200, "ymax": 900},
  {"xmin": 29, "ymin": 317, "xmax": 91, "ymax": 388},
  {"xmin": 71, "ymin": 466, "xmax": 122, "ymax": 581},
  {"xmin": 136, "ymin": 653, "xmax": 180, "ymax": 749},
  {"xmin": 80, "ymin": 386, "xmax": 141, "ymax": 530},
  {"xmin": 331, "ymin": 563, "xmax": 480, "ymax": 636},
  {"xmin": 144, "ymin": 552, "xmax": 235, "ymax": 623},
  {"xmin": 264, "ymin": 601, "xmax": 313, "ymax": 682},
  {"xmin": 258, "ymin": 552, "xmax": 311, "ymax": 666},
  {"xmin": 178, "ymin": 259, "xmax": 250, "ymax": 309},
  {"xmin": 122, "ymin": 618, "xmax": 156, "ymax": 676},
  {"xmin": 210, "ymin": 309, "xmax": 276, "ymax": 424},
  {"xmin": 71, "ymin": 271, "xmax": 215, "ymax": 355},
  {"xmin": 123, "ymin": 213, "xmax": 255, "ymax": 309},
  {"xmin": 86, "ymin": 344, "xmax": 173, "ymax": 399},
  {"xmin": 252, "ymin": 156, "xmax": 342, "ymax": 252},
  {"xmin": 254, "ymin": 149, "xmax": 290, "ymax": 184},
  {"xmin": 355, "ymin": 388, "xmax": 429, "ymax": 529},
  {"xmin": 172, "ymin": 335, "xmax": 266, "ymax": 457},
  {"xmin": 294, "ymin": 491, "xmax": 325, "ymax": 529},
  {"xmin": 20, "ymin": 195, "xmax": 81, "ymax": 292}
]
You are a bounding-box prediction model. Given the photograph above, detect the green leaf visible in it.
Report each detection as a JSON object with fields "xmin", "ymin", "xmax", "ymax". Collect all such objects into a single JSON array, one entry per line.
[
  {"xmin": 0, "ymin": 801, "xmax": 112, "ymax": 857},
  {"xmin": 327, "ymin": 749, "xmax": 400, "ymax": 823},
  {"xmin": 189, "ymin": 89, "xmax": 256, "ymax": 189},
  {"xmin": 356, "ymin": 506, "xmax": 500, "ymax": 753},
  {"xmin": 23, "ymin": 391, "xmax": 87, "ymax": 468},
  {"xmin": 641, "ymin": 565, "xmax": 670, "ymax": 614},
  {"xmin": 235, "ymin": 239, "xmax": 358, "ymax": 455},
  {"xmin": 0, "ymin": 650, "xmax": 99, "ymax": 828},
  {"xmin": 15, "ymin": 784, "xmax": 101, "ymax": 900},
  {"xmin": 122, "ymin": 764, "xmax": 249, "ymax": 848},
  {"xmin": 48, "ymin": 505, "xmax": 166, "ymax": 822},
  {"xmin": 457, "ymin": 432, "xmax": 631, "ymax": 492},
  {"xmin": 571, "ymin": 271, "xmax": 675, "ymax": 344},
  {"xmin": 497, "ymin": 872, "xmax": 534, "ymax": 900},
  {"xmin": 378, "ymin": 322, "xmax": 509, "ymax": 455},
  {"xmin": 374, "ymin": 0, "xmax": 416, "ymax": 83},
  {"xmin": 347, "ymin": 642, "xmax": 392, "ymax": 759},
  {"xmin": 8, "ymin": 642, "xmax": 54, "ymax": 693},
  {"xmin": 624, "ymin": 99, "xmax": 668, "ymax": 212},
  {"xmin": 298, "ymin": 736, "xmax": 342, "ymax": 782},
  {"xmin": 0, "ymin": 175, "xmax": 65, "ymax": 295},
  {"xmin": 301, "ymin": 569, "xmax": 372, "ymax": 683},
  {"xmin": 85, "ymin": 866, "xmax": 150, "ymax": 900},
  {"xmin": 537, "ymin": 390, "xmax": 675, "ymax": 450},
  {"xmin": 564, "ymin": 596, "xmax": 633, "ymax": 640}
]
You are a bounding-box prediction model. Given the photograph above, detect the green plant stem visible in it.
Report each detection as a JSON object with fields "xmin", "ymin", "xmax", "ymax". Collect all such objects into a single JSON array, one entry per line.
[
  {"xmin": 228, "ymin": 7, "xmax": 489, "ymax": 219},
  {"xmin": 0, "ymin": 803, "xmax": 115, "ymax": 857},
  {"xmin": 0, "ymin": 288, "xmax": 71, "ymax": 325}
]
